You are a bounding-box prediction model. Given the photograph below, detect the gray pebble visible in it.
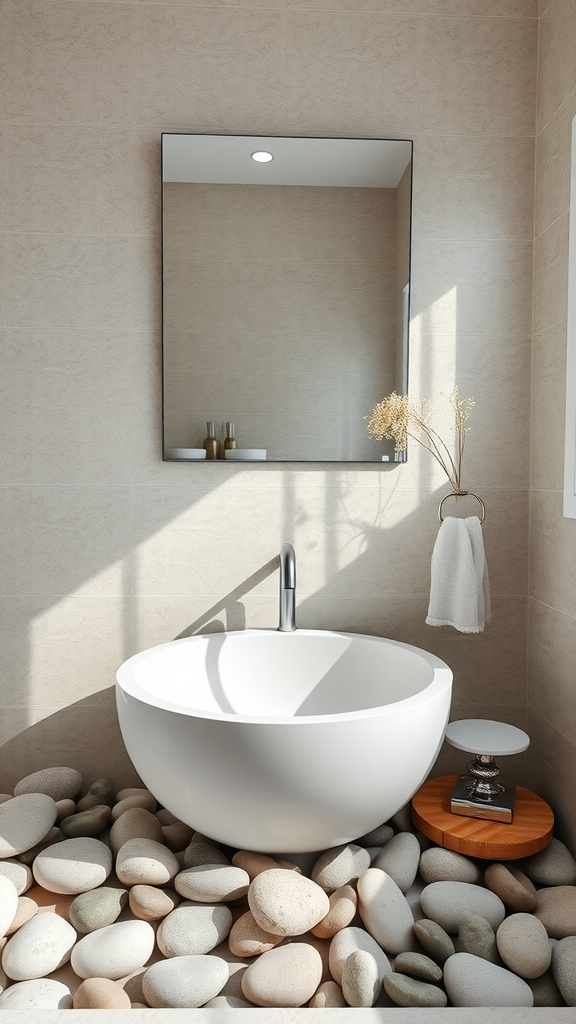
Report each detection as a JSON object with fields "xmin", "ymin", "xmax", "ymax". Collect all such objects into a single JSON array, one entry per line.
[
  {"xmin": 60, "ymin": 805, "xmax": 111, "ymax": 838},
  {"xmin": 69, "ymin": 887, "xmax": 128, "ymax": 933},
  {"xmin": 394, "ymin": 951, "xmax": 442, "ymax": 983},
  {"xmin": 457, "ymin": 915, "xmax": 498, "ymax": 963},
  {"xmin": 419, "ymin": 847, "xmax": 480, "ymax": 885},
  {"xmin": 14, "ymin": 768, "xmax": 82, "ymax": 803},
  {"xmin": 384, "ymin": 973, "xmax": 447, "ymax": 1007},
  {"xmin": 528, "ymin": 970, "xmax": 566, "ymax": 1007},
  {"xmin": 356, "ymin": 825, "xmax": 394, "ymax": 848},
  {"xmin": 76, "ymin": 780, "xmax": 116, "ymax": 812},
  {"xmin": 183, "ymin": 842, "xmax": 230, "ymax": 868},
  {"xmin": 413, "ymin": 919, "xmax": 455, "ymax": 965},
  {"xmin": 372, "ymin": 832, "xmax": 420, "ymax": 893},
  {"xmin": 525, "ymin": 839, "xmax": 576, "ymax": 887},
  {"xmin": 551, "ymin": 935, "xmax": 576, "ymax": 1005}
]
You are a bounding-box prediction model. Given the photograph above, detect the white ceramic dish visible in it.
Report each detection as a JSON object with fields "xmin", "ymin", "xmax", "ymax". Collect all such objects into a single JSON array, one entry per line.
[
  {"xmin": 224, "ymin": 448, "xmax": 267, "ymax": 460},
  {"xmin": 165, "ymin": 448, "xmax": 207, "ymax": 460}
]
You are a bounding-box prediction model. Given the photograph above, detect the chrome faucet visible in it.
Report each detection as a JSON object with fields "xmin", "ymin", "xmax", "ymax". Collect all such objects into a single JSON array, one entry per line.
[{"xmin": 278, "ymin": 543, "xmax": 296, "ymax": 632}]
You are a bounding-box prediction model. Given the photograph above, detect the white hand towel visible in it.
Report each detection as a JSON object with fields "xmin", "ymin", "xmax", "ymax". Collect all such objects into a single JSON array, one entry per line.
[{"xmin": 426, "ymin": 515, "xmax": 490, "ymax": 633}]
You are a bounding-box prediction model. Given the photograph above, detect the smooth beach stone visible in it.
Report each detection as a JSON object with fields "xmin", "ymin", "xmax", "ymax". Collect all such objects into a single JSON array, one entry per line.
[
  {"xmin": 328, "ymin": 926, "xmax": 392, "ymax": 986},
  {"xmin": 497, "ymin": 912, "xmax": 551, "ymax": 979},
  {"xmin": 162, "ymin": 822, "xmax": 194, "ymax": 852},
  {"xmin": 33, "ymin": 837, "xmax": 112, "ymax": 894},
  {"xmin": 525, "ymin": 839, "xmax": 576, "ymax": 887},
  {"xmin": 157, "ymin": 901, "xmax": 232, "ymax": 956},
  {"xmin": 55, "ymin": 799, "xmax": 76, "ymax": 823},
  {"xmin": 2, "ymin": 912, "xmax": 76, "ymax": 981},
  {"xmin": 6, "ymin": 895, "xmax": 37, "ymax": 934},
  {"xmin": 413, "ymin": 918, "xmax": 455, "ymax": 965},
  {"xmin": 129, "ymin": 884, "xmax": 179, "ymax": 921},
  {"xmin": 17, "ymin": 826, "xmax": 62, "ymax": 865},
  {"xmin": 484, "ymin": 862, "xmax": 538, "ymax": 913},
  {"xmin": 529, "ymin": 970, "xmax": 566, "ymax": 1007},
  {"xmin": 248, "ymin": 869, "xmax": 330, "ymax": 937},
  {"xmin": 73, "ymin": 978, "xmax": 132, "ymax": 1009},
  {"xmin": 341, "ymin": 949, "xmax": 380, "ymax": 1006},
  {"xmin": 76, "ymin": 779, "xmax": 116, "ymax": 812},
  {"xmin": 534, "ymin": 885, "xmax": 576, "ymax": 939},
  {"xmin": 69, "ymin": 887, "xmax": 128, "ymax": 933},
  {"xmin": 60, "ymin": 805, "xmax": 111, "ymax": 838},
  {"xmin": 356, "ymin": 824, "xmax": 394, "ymax": 847},
  {"xmin": 311, "ymin": 884, "xmax": 357, "ymax": 939},
  {"xmin": 241, "ymin": 942, "xmax": 322, "ymax": 1007},
  {"xmin": 444, "ymin": 952, "xmax": 534, "ymax": 1007},
  {"xmin": 116, "ymin": 787, "xmax": 154, "ymax": 803},
  {"xmin": 394, "ymin": 951, "xmax": 443, "ymax": 983},
  {"xmin": 0, "ymin": 793, "xmax": 57, "ymax": 858},
  {"xmin": 111, "ymin": 793, "xmax": 157, "ymax": 821},
  {"xmin": 357, "ymin": 868, "xmax": 415, "ymax": 954},
  {"xmin": 143, "ymin": 954, "xmax": 228, "ymax": 1009},
  {"xmin": 551, "ymin": 935, "xmax": 576, "ymax": 1005},
  {"xmin": 232, "ymin": 850, "xmax": 280, "ymax": 879},
  {"xmin": 311, "ymin": 844, "xmax": 371, "ymax": 895},
  {"xmin": 183, "ymin": 841, "xmax": 230, "ymax": 868},
  {"xmin": 175, "ymin": 863, "xmax": 250, "ymax": 903},
  {"xmin": 384, "ymin": 973, "xmax": 447, "ymax": 1007},
  {"xmin": 155, "ymin": 809, "xmax": 179, "ymax": 825},
  {"xmin": 420, "ymin": 881, "xmax": 506, "ymax": 933},
  {"xmin": 14, "ymin": 767, "xmax": 82, "ymax": 802},
  {"xmin": 116, "ymin": 837, "xmax": 179, "ymax": 886},
  {"xmin": 109, "ymin": 808, "xmax": 164, "ymax": 854},
  {"xmin": 228, "ymin": 910, "xmax": 283, "ymax": 957},
  {"xmin": 0, "ymin": 859, "xmax": 33, "ymax": 895},
  {"xmin": 309, "ymin": 980, "xmax": 346, "ymax": 1007},
  {"xmin": 419, "ymin": 847, "xmax": 480, "ymax": 885},
  {"xmin": 0, "ymin": 978, "xmax": 73, "ymax": 1009},
  {"xmin": 71, "ymin": 920, "xmax": 155, "ymax": 980},
  {"xmin": 372, "ymin": 832, "xmax": 420, "ymax": 893},
  {"xmin": 457, "ymin": 915, "xmax": 498, "ymax": 963},
  {"xmin": 0, "ymin": 876, "xmax": 19, "ymax": 939}
]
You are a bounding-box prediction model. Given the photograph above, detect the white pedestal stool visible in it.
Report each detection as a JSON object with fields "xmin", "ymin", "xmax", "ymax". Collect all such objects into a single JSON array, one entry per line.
[{"xmin": 444, "ymin": 719, "xmax": 530, "ymax": 823}]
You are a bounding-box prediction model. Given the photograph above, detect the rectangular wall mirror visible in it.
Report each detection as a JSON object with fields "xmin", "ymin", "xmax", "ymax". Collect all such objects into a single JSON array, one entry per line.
[{"xmin": 162, "ymin": 134, "xmax": 413, "ymax": 463}]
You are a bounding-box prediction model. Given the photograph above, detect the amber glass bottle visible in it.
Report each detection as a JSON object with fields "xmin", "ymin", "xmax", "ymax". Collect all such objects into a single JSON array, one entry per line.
[{"xmin": 203, "ymin": 421, "xmax": 219, "ymax": 459}]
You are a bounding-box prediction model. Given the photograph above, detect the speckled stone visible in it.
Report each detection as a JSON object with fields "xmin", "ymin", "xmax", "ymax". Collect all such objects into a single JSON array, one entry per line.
[
  {"xmin": 183, "ymin": 841, "xmax": 230, "ymax": 868},
  {"xmin": 157, "ymin": 901, "xmax": 232, "ymax": 957},
  {"xmin": 420, "ymin": 881, "xmax": 506, "ymax": 933},
  {"xmin": 33, "ymin": 837, "xmax": 112, "ymax": 894},
  {"xmin": 525, "ymin": 839, "xmax": 576, "ymax": 887},
  {"xmin": 419, "ymin": 847, "xmax": 480, "ymax": 885},
  {"xmin": 371, "ymin": 832, "xmax": 420, "ymax": 892},
  {"xmin": 128, "ymin": 884, "xmax": 179, "ymax": 922},
  {"xmin": 394, "ymin": 951, "xmax": 443, "ymax": 983},
  {"xmin": 0, "ymin": 859, "xmax": 33, "ymax": 895},
  {"xmin": 384, "ymin": 973, "xmax": 447, "ymax": 1007},
  {"xmin": 116, "ymin": 838, "xmax": 179, "ymax": 887},
  {"xmin": 109, "ymin": 808, "xmax": 164, "ymax": 854},
  {"xmin": 241, "ymin": 942, "xmax": 323, "ymax": 1008},
  {"xmin": 142, "ymin": 954, "xmax": 227, "ymax": 1008},
  {"xmin": 69, "ymin": 887, "xmax": 128, "ymax": 933},
  {"xmin": 528, "ymin": 970, "xmax": 566, "ymax": 1007},
  {"xmin": 14, "ymin": 768, "xmax": 82, "ymax": 802},
  {"xmin": 356, "ymin": 824, "xmax": 394, "ymax": 847},
  {"xmin": 551, "ymin": 935, "xmax": 576, "ymax": 1005},
  {"xmin": 309, "ymin": 980, "xmax": 346, "ymax": 1007},
  {"xmin": 110, "ymin": 794, "xmax": 157, "ymax": 821},
  {"xmin": 311, "ymin": 884, "xmax": 357, "ymax": 939},
  {"xmin": 228, "ymin": 910, "xmax": 283, "ymax": 957},
  {"xmin": 484, "ymin": 863, "xmax": 537, "ymax": 913},
  {"xmin": 73, "ymin": 978, "xmax": 132, "ymax": 1009},
  {"xmin": 2, "ymin": 913, "xmax": 76, "ymax": 981},
  {"xmin": 497, "ymin": 912, "xmax": 551, "ymax": 979},
  {"xmin": 534, "ymin": 885, "xmax": 576, "ymax": 939},
  {"xmin": 71, "ymin": 920, "xmax": 156, "ymax": 980},
  {"xmin": 457, "ymin": 915, "xmax": 498, "ymax": 963},
  {"xmin": 231, "ymin": 851, "xmax": 280, "ymax": 879},
  {"xmin": 444, "ymin": 952, "xmax": 534, "ymax": 1007},
  {"xmin": 5, "ymin": 896, "xmax": 37, "ymax": 934},
  {"xmin": 413, "ymin": 918, "xmax": 455, "ymax": 965},
  {"xmin": 0, "ymin": 876, "xmax": 20, "ymax": 939},
  {"xmin": 311, "ymin": 844, "xmax": 371, "ymax": 895},
  {"xmin": 328, "ymin": 926, "xmax": 392, "ymax": 986},
  {"xmin": 341, "ymin": 948, "xmax": 380, "ymax": 1007},
  {"xmin": 76, "ymin": 780, "xmax": 116, "ymax": 812},
  {"xmin": 357, "ymin": 868, "xmax": 415, "ymax": 954},
  {"xmin": 60, "ymin": 805, "xmax": 111, "ymax": 838},
  {"xmin": 0, "ymin": 978, "xmax": 73, "ymax": 1009},
  {"xmin": 54, "ymin": 800, "xmax": 76, "ymax": 824},
  {"xmin": 175, "ymin": 863, "xmax": 249, "ymax": 903},
  {"xmin": 248, "ymin": 869, "xmax": 330, "ymax": 937},
  {"xmin": 161, "ymin": 822, "xmax": 194, "ymax": 852},
  {"xmin": 0, "ymin": 794, "xmax": 58, "ymax": 858}
]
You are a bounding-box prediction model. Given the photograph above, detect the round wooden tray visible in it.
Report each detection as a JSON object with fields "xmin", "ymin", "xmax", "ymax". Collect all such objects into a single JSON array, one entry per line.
[{"xmin": 411, "ymin": 774, "xmax": 554, "ymax": 860}]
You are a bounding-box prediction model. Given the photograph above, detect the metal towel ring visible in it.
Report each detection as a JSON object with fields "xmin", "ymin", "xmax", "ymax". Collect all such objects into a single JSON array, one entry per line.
[{"xmin": 438, "ymin": 490, "xmax": 486, "ymax": 524}]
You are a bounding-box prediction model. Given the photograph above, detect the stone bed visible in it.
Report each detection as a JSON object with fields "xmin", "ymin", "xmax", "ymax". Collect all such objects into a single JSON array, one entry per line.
[{"xmin": 0, "ymin": 768, "xmax": 574, "ymax": 1019}]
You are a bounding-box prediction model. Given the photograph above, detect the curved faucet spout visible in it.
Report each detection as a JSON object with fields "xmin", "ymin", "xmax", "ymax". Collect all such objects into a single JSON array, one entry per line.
[{"xmin": 278, "ymin": 543, "xmax": 296, "ymax": 632}]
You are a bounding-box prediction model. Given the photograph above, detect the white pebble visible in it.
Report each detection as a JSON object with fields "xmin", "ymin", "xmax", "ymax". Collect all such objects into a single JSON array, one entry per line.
[
  {"xmin": 241, "ymin": 942, "xmax": 323, "ymax": 1007},
  {"xmin": 496, "ymin": 913, "xmax": 551, "ymax": 979},
  {"xmin": 444, "ymin": 952, "xmax": 534, "ymax": 1007},
  {"xmin": 175, "ymin": 864, "xmax": 250, "ymax": 903},
  {"xmin": 0, "ymin": 860, "xmax": 32, "ymax": 895},
  {"xmin": 329, "ymin": 926, "xmax": 392, "ymax": 986},
  {"xmin": 311, "ymin": 844, "xmax": 371, "ymax": 894},
  {"xmin": 341, "ymin": 949, "xmax": 380, "ymax": 1006},
  {"xmin": 248, "ymin": 869, "xmax": 329, "ymax": 937},
  {"xmin": 0, "ymin": 876, "xmax": 19, "ymax": 939},
  {"xmin": 0, "ymin": 794, "xmax": 57, "ymax": 857},
  {"xmin": 115, "ymin": 838, "xmax": 179, "ymax": 886},
  {"xmin": 0, "ymin": 978, "xmax": 73, "ymax": 1009},
  {"xmin": 157, "ymin": 902, "xmax": 232, "ymax": 957},
  {"xmin": 14, "ymin": 768, "xmax": 82, "ymax": 802},
  {"xmin": 372, "ymin": 832, "xmax": 420, "ymax": 892},
  {"xmin": 33, "ymin": 837, "xmax": 112, "ymax": 894},
  {"xmin": 71, "ymin": 920, "xmax": 155, "ymax": 980},
  {"xmin": 2, "ymin": 914, "xmax": 76, "ymax": 981},
  {"xmin": 142, "ymin": 955, "xmax": 228, "ymax": 1008},
  {"xmin": 357, "ymin": 868, "xmax": 415, "ymax": 954}
]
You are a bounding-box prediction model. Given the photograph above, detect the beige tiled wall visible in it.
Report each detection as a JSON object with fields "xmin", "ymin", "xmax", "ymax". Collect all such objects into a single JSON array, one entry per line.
[
  {"xmin": 0, "ymin": 1, "xmax": 538, "ymax": 792},
  {"xmin": 527, "ymin": 0, "xmax": 576, "ymax": 849}
]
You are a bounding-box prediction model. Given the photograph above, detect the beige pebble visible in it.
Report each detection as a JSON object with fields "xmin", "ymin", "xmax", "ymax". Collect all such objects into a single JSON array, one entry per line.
[
  {"xmin": 248, "ymin": 869, "xmax": 330, "ymax": 937},
  {"xmin": 109, "ymin": 808, "xmax": 164, "ymax": 854},
  {"xmin": 73, "ymin": 977, "xmax": 132, "ymax": 1009},
  {"xmin": 111, "ymin": 794, "xmax": 157, "ymax": 821},
  {"xmin": 309, "ymin": 980, "xmax": 346, "ymax": 1007},
  {"xmin": 116, "ymin": 838, "xmax": 179, "ymax": 886},
  {"xmin": 155, "ymin": 809, "xmax": 178, "ymax": 825},
  {"xmin": 129, "ymin": 885, "xmax": 179, "ymax": 922},
  {"xmin": 0, "ymin": 860, "xmax": 33, "ymax": 895},
  {"xmin": 5, "ymin": 896, "xmax": 37, "ymax": 934},
  {"xmin": 497, "ymin": 913, "xmax": 551, "ymax": 979},
  {"xmin": 329, "ymin": 926, "xmax": 392, "ymax": 986},
  {"xmin": 357, "ymin": 868, "xmax": 415, "ymax": 955},
  {"xmin": 55, "ymin": 800, "xmax": 76, "ymax": 823},
  {"xmin": 175, "ymin": 864, "xmax": 250, "ymax": 903},
  {"xmin": 162, "ymin": 822, "xmax": 194, "ymax": 852},
  {"xmin": 33, "ymin": 837, "xmax": 112, "ymax": 894},
  {"xmin": 311, "ymin": 884, "xmax": 357, "ymax": 939},
  {"xmin": 276, "ymin": 859, "xmax": 302, "ymax": 872},
  {"xmin": 534, "ymin": 886, "xmax": 576, "ymax": 939},
  {"xmin": 232, "ymin": 851, "xmax": 280, "ymax": 879},
  {"xmin": 311, "ymin": 844, "xmax": 371, "ymax": 894},
  {"xmin": 241, "ymin": 942, "xmax": 323, "ymax": 1007},
  {"xmin": 419, "ymin": 847, "xmax": 480, "ymax": 885},
  {"xmin": 115, "ymin": 787, "xmax": 154, "ymax": 803},
  {"xmin": 0, "ymin": 794, "xmax": 58, "ymax": 858},
  {"xmin": 372, "ymin": 832, "xmax": 421, "ymax": 892},
  {"xmin": 14, "ymin": 768, "xmax": 82, "ymax": 802},
  {"xmin": 484, "ymin": 863, "xmax": 537, "ymax": 913},
  {"xmin": 228, "ymin": 910, "xmax": 284, "ymax": 957},
  {"xmin": 342, "ymin": 948, "xmax": 380, "ymax": 1006}
]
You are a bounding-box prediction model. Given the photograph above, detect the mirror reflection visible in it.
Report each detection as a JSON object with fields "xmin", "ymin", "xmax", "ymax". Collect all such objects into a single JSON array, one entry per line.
[{"xmin": 162, "ymin": 135, "xmax": 413, "ymax": 463}]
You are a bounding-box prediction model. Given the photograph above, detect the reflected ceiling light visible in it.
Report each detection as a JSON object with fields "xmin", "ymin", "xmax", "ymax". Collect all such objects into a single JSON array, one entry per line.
[{"xmin": 251, "ymin": 151, "xmax": 274, "ymax": 163}]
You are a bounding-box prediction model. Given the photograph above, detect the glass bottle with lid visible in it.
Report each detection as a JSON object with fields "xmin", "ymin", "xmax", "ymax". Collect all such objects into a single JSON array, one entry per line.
[
  {"xmin": 202, "ymin": 421, "xmax": 219, "ymax": 459},
  {"xmin": 223, "ymin": 422, "xmax": 237, "ymax": 457}
]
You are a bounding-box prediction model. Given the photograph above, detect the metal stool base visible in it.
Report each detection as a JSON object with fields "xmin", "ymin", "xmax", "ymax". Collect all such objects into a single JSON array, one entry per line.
[{"xmin": 450, "ymin": 774, "xmax": 516, "ymax": 823}]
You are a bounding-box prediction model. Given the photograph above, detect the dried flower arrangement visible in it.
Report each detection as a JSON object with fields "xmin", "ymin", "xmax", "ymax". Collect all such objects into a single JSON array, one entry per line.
[{"xmin": 366, "ymin": 385, "xmax": 474, "ymax": 492}]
